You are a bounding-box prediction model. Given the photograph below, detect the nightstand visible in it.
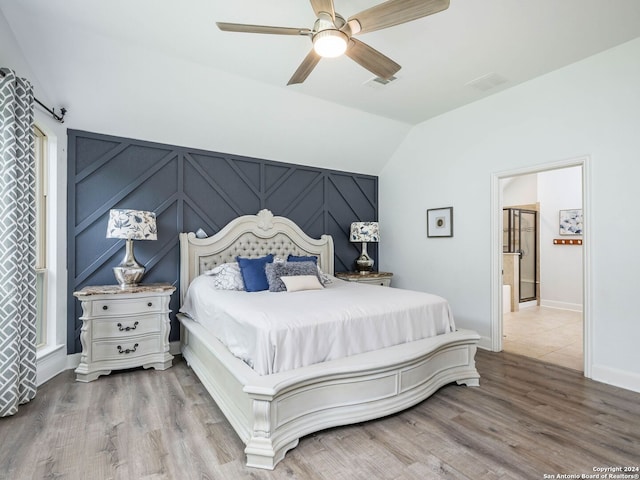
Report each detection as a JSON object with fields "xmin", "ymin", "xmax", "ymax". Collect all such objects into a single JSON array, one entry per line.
[
  {"xmin": 73, "ymin": 283, "xmax": 175, "ymax": 382},
  {"xmin": 335, "ymin": 271, "xmax": 393, "ymax": 287}
]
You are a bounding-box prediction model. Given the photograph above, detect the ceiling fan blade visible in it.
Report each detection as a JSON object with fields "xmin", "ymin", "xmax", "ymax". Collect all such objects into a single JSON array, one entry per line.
[
  {"xmin": 310, "ymin": 0, "xmax": 335, "ymax": 20},
  {"xmin": 287, "ymin": 50, "xmax": 322, "ymax": 85},
  {"xmin": 347, "ymin": 0, "xmax": 449, "ymax": 35},
  {"xmin": 345, "ymin": 38, "xmax": 400, "ymax": 79},
  {"xmin": 216, "ymin": 22, "xmax": 311, "ymax": 36}
]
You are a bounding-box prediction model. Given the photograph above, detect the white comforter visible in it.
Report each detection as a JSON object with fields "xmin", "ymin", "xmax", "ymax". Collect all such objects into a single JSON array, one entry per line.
[{"xmin": 180, "ymin": 276, "xmax": 456, "ymax": 375}]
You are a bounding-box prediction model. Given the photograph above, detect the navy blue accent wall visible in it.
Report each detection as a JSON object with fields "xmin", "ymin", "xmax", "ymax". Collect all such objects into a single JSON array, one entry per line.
[{"xmin": 67, "ymin": 130, "xmax": 378, "ymax": 354}]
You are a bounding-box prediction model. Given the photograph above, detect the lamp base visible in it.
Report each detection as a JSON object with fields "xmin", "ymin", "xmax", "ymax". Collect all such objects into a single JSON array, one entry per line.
[
  {"xmin": 113, "ymin": 265, "xmax": 145, "ymax": 288},
  {"xmin": 114, "ymin": 239, "xmax": 146, "ymax": 288},
  {"xmin": 355, "ymin": 242, "xmax": 374, "ymax": 274}
]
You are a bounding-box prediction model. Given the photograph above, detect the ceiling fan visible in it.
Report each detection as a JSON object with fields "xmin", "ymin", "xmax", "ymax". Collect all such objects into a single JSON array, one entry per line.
[{"xmin": 217, "ymin": 0, "xmax": 450, "ymax": 85}]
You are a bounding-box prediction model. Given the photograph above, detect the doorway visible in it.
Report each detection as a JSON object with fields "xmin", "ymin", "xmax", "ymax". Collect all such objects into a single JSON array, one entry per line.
[{"xmin": 490, "ymin": 156, "xmax": 591, "ymax": 377}]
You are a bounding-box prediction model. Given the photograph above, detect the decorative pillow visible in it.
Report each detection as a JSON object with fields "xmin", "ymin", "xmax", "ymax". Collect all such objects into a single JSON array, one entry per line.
[
  {"xmin": 281, "ymin": 275, "xmax": 324, "ymax": 292},
  {"xmin": 287, "ymin": 254, "xmax": 318, "ymax": 265},
  {"xmin": 317, "ymin": 268, "xmax": 334, "ymax": 286},
  {"xmin": 286, "ymin": 254, "xmax": 333, "ymax": 285},
  {"xmin": 204, "ymin": 262, "xmax": 245, "ymax": 291},
  {"xmin": 236, "ymin": 254, "xmax": 274, "ymax": 292},
  {"xmin": 265, "ymin": 261, "xmax": 320, "ymax": 292}
]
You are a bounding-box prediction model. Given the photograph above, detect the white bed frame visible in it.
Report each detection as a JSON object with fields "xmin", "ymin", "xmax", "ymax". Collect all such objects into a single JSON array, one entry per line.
[{"xmin": 178, "ymin": 209, "xmax": 480, "ymax": 470}]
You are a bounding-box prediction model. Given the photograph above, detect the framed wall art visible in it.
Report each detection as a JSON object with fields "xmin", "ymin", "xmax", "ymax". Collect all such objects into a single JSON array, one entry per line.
[
  {"xmin": 559, "ymin": 209, "xmax": 583, "ymax": 235},
  {"xmin": 427, "ymin": 207, "xmax": 453, "ymax": 238}
]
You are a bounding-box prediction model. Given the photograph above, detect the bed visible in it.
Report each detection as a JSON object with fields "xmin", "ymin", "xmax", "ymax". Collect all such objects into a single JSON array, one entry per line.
[{"xmin": 177, "ymin": 209, "xmax": 480, "ymax": 469}]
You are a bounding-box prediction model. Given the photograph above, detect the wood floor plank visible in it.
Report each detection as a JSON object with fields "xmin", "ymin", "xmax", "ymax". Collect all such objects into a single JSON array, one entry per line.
[
  {"xmin": 461, "ymin": 362, "xmax": 640, "ymax": 466},
  {"xmin": 1, "ymin": 351, "xmax": 639, "ymax": 480}
]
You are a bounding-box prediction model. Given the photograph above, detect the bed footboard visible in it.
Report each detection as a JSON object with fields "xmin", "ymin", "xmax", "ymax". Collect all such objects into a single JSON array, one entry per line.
[{"xmin": 180, "ymin": 314, "xmax": 479, "ymax": 470}]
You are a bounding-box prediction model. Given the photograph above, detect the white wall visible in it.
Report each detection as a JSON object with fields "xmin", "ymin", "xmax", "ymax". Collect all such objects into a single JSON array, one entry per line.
[
  {"xmin": 502, "ymin": 174, "xmax": 537, "ymax": 206},
  {"xmin": 380, "ymin": 38, "xmax": 640, "ymax": 392},
  {"xmin": 538, "ymin": 166, "xmax": 583, "ymax": 310}
]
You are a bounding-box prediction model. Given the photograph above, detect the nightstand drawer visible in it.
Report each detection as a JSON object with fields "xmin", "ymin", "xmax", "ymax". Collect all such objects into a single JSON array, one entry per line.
[
  {"xmin": 91, "ymin": 335, "xmax": 162, "ymax": 363},
  {"xmin": 92, "ymin": 315, "xmax": 161, "ymax": 339},
  {"xmin": 91, "ymin": 298, "xmax": 163, "ymax": 317},
  {"xmin": 359, "ymin": 277, "xmax": 392, "ymax": 287}
]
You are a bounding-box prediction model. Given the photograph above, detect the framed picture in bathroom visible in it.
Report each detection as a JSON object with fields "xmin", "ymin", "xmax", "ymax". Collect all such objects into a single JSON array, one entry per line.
[
  {"xmin": 559, "ymin": 209, "xmax": 583, "ymax": 235},
  {"xmin": 427, "ymin": 207, "xmax": 453, "ymax": 237}
]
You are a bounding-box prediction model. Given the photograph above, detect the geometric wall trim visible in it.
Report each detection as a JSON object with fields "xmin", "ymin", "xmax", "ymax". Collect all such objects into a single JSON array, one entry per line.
[{"xmin": 67, "ymin": 130, "xmax": 378, "ymax": 354}]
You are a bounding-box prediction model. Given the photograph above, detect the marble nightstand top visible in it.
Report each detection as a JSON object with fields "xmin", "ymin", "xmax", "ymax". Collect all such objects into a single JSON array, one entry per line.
[{"xmin": 74, "ymin": 283, "xmax": 176, "ymax": 297}]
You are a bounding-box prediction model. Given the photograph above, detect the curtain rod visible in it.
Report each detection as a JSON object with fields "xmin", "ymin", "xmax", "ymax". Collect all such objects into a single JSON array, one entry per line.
[
  {"xmin": 0, "ymin": 70, "xmax": 67, "ymax": 123},
  {"xmin": 34, "ymin": 98, "xmax": 66, "ymax": 123}
]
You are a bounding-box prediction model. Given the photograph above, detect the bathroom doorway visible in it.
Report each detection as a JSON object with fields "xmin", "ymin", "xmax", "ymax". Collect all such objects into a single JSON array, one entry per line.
[{"xmin": 491, "ymin": 157, "xmax": 590, "ymax": 375}]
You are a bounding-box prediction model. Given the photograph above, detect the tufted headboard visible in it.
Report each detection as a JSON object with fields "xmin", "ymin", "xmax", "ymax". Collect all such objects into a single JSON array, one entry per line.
[{"xmin": 179, "ymin": 209, "xmax": 335, "ymax": 303}]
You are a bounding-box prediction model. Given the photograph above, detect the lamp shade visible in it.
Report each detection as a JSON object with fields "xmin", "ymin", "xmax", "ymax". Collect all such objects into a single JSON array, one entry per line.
[
  {"xmin": 350, "ymin": 222, "xmax": 379, "ymax": 243},
  {"xmin": 106, "ymin": 209, "xmax": 157, "ymax": 240}
]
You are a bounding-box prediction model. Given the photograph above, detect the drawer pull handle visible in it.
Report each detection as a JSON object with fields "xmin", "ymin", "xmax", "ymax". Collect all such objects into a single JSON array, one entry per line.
[
  {"xmin": 117, "ymin": 321, "xmax": 139, "ymax": 332},
  {"xmin": 147, "ymin": 302, "xmax": 153, "ymax": 307},
  {"xmin": 102, "ymin": 305, "xmax": 108, "ymax": 310},
  {"xmin": 117, "ymin": 344, "xmax": 139, "ymax": 354}
]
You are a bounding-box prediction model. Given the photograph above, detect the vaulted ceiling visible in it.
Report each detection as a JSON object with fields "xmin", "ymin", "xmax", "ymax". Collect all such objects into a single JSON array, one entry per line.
[
  {"xmin": 2, "ymin": 0, "xmax": 640, "ymax": 176},
  {"xmin": 3, "ymin": 0, "xmax": 640, "ymax": 126}
]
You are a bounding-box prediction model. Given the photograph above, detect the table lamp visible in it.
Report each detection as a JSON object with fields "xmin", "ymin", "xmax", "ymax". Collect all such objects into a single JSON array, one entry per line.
[
  {"xmin": 350, "ymin": 221, "xmax": 379, "ymax": 274},
  {"xmin": 106, "ymin": 209, "xmax": 157, "ymax": 287}
]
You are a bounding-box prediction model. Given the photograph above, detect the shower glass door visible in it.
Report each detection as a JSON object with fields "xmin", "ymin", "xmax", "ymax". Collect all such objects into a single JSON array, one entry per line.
[{"xmin": 503, "ymin": 208, "xmax": 537, "ymax": 302}]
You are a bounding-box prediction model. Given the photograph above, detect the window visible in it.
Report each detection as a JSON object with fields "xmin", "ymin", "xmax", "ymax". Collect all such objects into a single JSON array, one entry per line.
[{"xmin": 34, "ymin": 125, "xmax": 47, "ymax": 348}]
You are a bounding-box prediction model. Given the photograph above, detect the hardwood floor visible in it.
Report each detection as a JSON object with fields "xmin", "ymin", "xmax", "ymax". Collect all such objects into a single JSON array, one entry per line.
[{"xmin": 1, "ymin": 351, "xmax": 638, "ymax": 480}]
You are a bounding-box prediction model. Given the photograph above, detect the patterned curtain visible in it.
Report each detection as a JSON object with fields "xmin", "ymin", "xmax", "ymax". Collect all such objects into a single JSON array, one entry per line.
[{"xmin": 0, "ymin": 67, "xmax": 37, "ymax": 417}]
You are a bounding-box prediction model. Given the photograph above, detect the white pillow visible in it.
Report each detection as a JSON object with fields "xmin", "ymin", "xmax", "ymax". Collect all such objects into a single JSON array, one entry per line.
[
  {"xmin": 280, "ymin": 275, "xmax": 324, "ymax": 292},
  {"xmin": 204, "ymin": 262, "xmax": 245, "ymax": 290}
]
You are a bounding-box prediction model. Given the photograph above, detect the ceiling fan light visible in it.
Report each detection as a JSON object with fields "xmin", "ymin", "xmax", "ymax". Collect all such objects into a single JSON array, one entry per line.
[{"xmin": 313, "ymin": 29, "xmax": 348, "ymax": 58}]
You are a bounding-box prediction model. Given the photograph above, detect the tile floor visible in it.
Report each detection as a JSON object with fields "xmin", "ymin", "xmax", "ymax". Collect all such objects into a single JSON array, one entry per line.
[{"xmin": 503, "ymin": 306, "xmax": 583, "ymax": 371}]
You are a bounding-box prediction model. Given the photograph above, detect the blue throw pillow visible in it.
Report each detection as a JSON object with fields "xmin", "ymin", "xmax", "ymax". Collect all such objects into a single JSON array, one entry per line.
[
  {"xmin": 236, "ymin": 254, "xmax": 274, "ymax": 292},
  {"xmin": 287, "ymin": 254, "xmax": 318, "ymax": 265}
]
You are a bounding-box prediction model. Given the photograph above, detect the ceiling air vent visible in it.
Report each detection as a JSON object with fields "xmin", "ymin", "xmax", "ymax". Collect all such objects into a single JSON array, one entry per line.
[
  {"xmin": 364, "ymin": 75, "xmax": 399, "ymax": 90},
  {"xmin": 465, "ymin": 72, "xmax": 508, "ymax": 92}
]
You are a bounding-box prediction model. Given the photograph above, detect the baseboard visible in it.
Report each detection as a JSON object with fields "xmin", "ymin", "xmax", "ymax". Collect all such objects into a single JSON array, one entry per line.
[
  {"xmin": 67, "ymin": 352, "xmax": 81, "ymax": 370},
  {"xmin": 477, "ymin": 336, "xmax": 493, "ymax": 351},
  {"xmin": 540, "ymin": 299, "xmax": 583, "ymax": 312},
  {"xmin": 591, "ymin": 364, "xmax": 640, "ymax": 393},
  {"xmin": 170, "ymin": 340, "xmax": 181, "ymax": 356},
  {"xmin": 37, "ymin": 343, "xmax": 182, "ymax": 387},
  {"xmin": 519, "ymin": 300, "xmax": 538, "ymax": 309},
  {"xmin": 36, "ymin": 344, "xmax": 67, "ymax": 386}
]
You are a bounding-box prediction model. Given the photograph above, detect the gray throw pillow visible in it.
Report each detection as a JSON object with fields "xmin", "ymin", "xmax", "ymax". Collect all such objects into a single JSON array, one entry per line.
[{"xmin": 265, "ymin": 261, "xmax": 321, "ymax": 292}]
